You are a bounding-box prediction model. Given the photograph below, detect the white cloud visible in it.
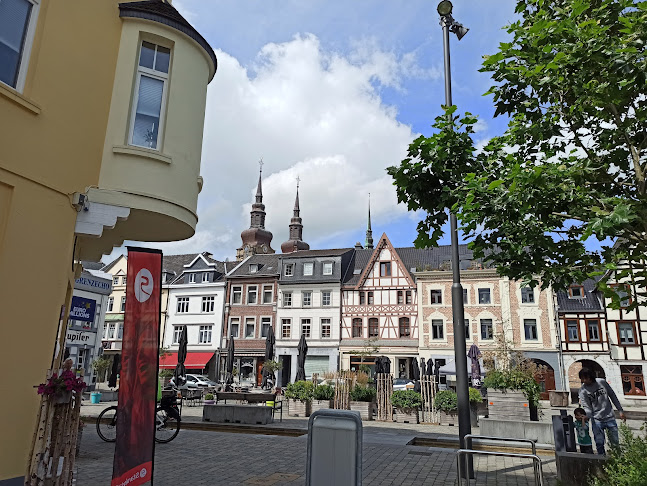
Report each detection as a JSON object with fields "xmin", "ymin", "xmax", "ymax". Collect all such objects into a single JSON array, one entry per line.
[{"xmin": 105, "ymin": 34, "xmax": 422, "ymax": 261}]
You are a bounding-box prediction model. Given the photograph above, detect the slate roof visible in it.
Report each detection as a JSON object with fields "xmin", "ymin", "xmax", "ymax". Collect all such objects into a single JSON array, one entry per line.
[
  {"xmin": 118, "ymin": 0, "xmax": 217, "ymax": 78},
  {"xmin": 81, "ymin": 261, "xmax": 105, "ymax": 271},
  {"xmin": 342, "ymin": 244, "xmax": 485, "ymax": 286},
  {"xmin": 227, "ymin": 254, "xmax": 280, "ymax": 278},
  {"xmin": 281, "ymin": 248, "xmax": 352, "ymax": 258},
  {"xmin": 556, "ymin": 278, "xmax": 604, "ymax": 312}
]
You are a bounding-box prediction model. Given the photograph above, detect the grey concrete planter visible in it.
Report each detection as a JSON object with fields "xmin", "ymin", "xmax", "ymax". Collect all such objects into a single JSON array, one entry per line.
[
  {"xmin": 311, "ymin": 399, "xmax": 333, "ymax": 414},
  {"xmin": 349, "ymin": 401, "xmax": 374, "ymax": 421},
  {"xmin": 288, "ymin": 399, "xmax": 312, "ymax": 417},
  {"xmin": 394, "ymin": 409, "xmax": 419, "ymax": 424}
]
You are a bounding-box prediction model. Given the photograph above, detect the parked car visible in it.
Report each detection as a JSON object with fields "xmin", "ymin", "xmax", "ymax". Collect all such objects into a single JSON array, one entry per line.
[
  {"xmin": 392, "ymin": 379, "xmax": 415, "ymax": 391},
  {"xmin": 168, "ymin": 376, "xmax": 198, "ymax": 388},
  {"xmin": 186, "ymin": 374, "xmax": 219, "ymax": 387}
]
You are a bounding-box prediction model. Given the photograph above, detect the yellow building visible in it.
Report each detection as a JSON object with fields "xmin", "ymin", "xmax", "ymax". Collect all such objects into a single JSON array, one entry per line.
[{"xmin": 0, "ymin": 1, "xmax": 216, "ymax": 482}]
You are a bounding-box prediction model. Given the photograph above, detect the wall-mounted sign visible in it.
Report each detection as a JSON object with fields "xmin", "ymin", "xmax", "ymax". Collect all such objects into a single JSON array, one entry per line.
[
  {"xmin": 75, "ymin": 274, "xmax": 112, "ymax": 294},
  {"xmin": 69, "ymin": 296, "xmax": 96, "ymax": 322},
  {"xmin": 66, "ymin": 330, "xmax": 95, "ymax": 344}
]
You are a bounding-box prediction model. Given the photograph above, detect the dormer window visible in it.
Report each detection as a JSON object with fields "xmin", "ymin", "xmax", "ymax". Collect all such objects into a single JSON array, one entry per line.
[
  {"xmin": 189, "ymin": 273, "xmax": 196, "ymax": 284},
  {"xmin": 202, "ymin": 272, "xmax": 209, "ymax": 282},
  {"xmin": 249, "ymin": 264, "xmax": 258, "ymax": 274},
  {"xmin": 303, "ymin": 262, "xmax": 314, "ymax": 276},
  {"xmin": 323, "ymin": 262, "xmax": 333, "ymax": 275},
  {"xmin": 568, "ymin": 285, "xmax": 584, "ymax": 298},
  {"xmin": 284, "ymin": 263, "xmax": 294, "ymax": 277}
]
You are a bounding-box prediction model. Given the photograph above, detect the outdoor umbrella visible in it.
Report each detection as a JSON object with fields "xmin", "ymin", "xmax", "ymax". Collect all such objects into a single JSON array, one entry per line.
[
  {"xmin": 383, "ymin": 357, "xmax": 391, "ymax": 374},
  {"xmin": 225, "ymin": 335, "xmax": 235, "ymax": 388},
  {"xmin": 468, "ymin": 344, "xmax": 482, "ymax": 388},
  {"xmin": 107, "ymin": 353, "xmax": 120, "ymax": 388},
  {"xmin": 261, "ymin": 325, "xmax": 275, "ymax": 388},
  {"xmin": 173, "ymin": 325, "xmax": 188, "ymax": 387},
  {"xmin": 420, "ymin": 357, "xmax": 427, "ymax": 377},
  {"xmin": 434, "ymin": 360, "xmax": 441, "ymax": 391},
  {"xmin": 295, "ymin": 334, "xmax": 308, "ymax": 382},
  {"xmin": 412, "ymin": 359, "xmax": 421, "ymax": 381},
  {"xmin": 426, "ymin": 358, "xmax": 434, "ymax": 377}
]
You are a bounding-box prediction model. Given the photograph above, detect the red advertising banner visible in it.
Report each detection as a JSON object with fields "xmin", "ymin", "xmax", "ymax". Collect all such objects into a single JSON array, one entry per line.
[{"xmin": 112, "ymin": 248, "xmax": 162, "ymax": 486}]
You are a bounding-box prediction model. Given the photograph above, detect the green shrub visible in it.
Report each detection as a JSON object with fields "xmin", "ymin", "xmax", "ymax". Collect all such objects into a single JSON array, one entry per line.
[
  {"xmin": 159, "ymin": 369, "xmax": 174, "ymax": 378},
  {"xmin": 391, "ymin": 390, "xmax": 422, "ymax": 412},
  {"xmin": 469, "ymin": 387, "xmax": 483, "ymax": 404},
  {"xmin": 483, "ymin": 369, "xmax": 541, "ymax": 406},
  {"xmin": 590, "ymin": 424, "xmax": 647, "ymax": 486},
  {"xmin": 349, "ymin": 384, "xmax": 376, "ymax": 402},
  {"xmin": 434, "ymin": 390, "xmax": 457, "ymax": 412},
  {"xmin": 284, "ymin": 380, "xmax": 314, "ymax": 401},
  {"xmin": 313, "ymin": 384, "xmax": 334, "ymax": 401},
  {"xmin": 204, "ymin": 393, "xmax": 214, "ymax": 400}
]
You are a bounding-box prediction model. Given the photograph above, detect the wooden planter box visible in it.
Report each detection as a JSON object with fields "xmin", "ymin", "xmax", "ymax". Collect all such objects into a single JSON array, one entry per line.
[
  {"xmin": 394, "ymin": 409, "xmax": 419, "ymax": 424},
  {"xmin": 288, "ymin": 399, "xmax": 312, "ymax": 417},
  {"xmin": 487, "ymin": 389, "xmax": 529, "ymax": 420},
  {"xmin": 350, "ymin": 401, "xmax": 374, "ymax": 421},
  {"xmin": 311, "ymin": 400, "xmax": 333, "ymax": 414}
]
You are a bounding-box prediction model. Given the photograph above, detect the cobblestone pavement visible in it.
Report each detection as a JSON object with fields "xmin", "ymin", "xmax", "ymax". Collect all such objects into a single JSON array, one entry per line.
[{"xmin": 75, "ymin": 425, "xmax": 557, "ymax": 485}]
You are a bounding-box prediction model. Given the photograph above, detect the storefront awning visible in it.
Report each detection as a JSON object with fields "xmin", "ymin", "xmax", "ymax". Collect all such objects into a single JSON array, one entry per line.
[{"xmin": 159, "ymin": 352, "xmax": 215, "ymax": 369}]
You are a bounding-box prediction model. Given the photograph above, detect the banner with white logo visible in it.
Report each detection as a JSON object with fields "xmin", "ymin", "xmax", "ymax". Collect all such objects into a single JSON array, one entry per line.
[{"xmin": 112, "ymin": 248, "xmax": 162, "ymax": 486}]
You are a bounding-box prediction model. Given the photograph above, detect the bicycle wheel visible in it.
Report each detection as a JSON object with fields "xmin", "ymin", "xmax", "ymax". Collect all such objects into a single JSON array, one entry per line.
[
  {"xmin": 96, "ymin": 405, "xmax": 118, "ymax": 443},
  {"xmin": 154, "ymin": 408, "xmax": 180, "ymax": 443}
]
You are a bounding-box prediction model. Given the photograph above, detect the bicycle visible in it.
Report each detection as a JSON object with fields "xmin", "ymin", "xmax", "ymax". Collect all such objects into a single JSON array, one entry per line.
[{"xmin": 96, "ymin": 395, "xmax": 181, "ymax": 443}]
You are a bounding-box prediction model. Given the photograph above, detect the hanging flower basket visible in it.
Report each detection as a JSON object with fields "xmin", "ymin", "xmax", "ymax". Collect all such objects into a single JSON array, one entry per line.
[{"xmin": 37, "ymin": 370, "xmax": 86, "ymax": 402}]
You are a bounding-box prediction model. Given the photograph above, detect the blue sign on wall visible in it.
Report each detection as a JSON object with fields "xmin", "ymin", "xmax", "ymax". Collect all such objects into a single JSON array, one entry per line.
[{"xmin": 69, "ymin": 296, "xmax": 97, "ymax": 322}]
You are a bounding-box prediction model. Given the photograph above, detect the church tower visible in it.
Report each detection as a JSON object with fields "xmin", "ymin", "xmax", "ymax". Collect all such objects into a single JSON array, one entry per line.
[
  {"xmin": 281, "ymin": 178, "xmax": 310, "ymax": 253},
  {"xmin": 237, "ymin": 160, "xmax": 275, "ymax": 261},
  {"xmin": 365, "ymin": 194, "xmax": 374, "ymax": 250}
]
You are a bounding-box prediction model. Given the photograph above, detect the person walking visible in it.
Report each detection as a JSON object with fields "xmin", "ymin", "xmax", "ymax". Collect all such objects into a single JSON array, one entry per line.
[{"xmin": 578, "ymin": 368, "xmax": 626, "ymax": 454}]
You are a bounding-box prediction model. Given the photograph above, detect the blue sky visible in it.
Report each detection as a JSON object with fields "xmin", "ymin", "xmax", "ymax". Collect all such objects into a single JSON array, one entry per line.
[{"xmin": 111, "ymin": 0, "xmax": 528, "ymax": 261}]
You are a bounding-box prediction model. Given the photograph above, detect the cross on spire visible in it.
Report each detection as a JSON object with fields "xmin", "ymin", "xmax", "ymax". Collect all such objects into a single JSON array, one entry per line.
[
  {"xmin": 258, "ymin": 158, "xmax": 264, "ymax": 174},
  {"xmin": 296, "ymin": 175, "xmax": 301, "ymax": 189}
]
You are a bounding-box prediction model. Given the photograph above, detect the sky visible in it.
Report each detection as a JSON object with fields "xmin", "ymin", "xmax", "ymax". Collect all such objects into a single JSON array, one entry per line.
[{"xmin": 105, "ymin": 0, "xmax": 523, "ymax": 262}]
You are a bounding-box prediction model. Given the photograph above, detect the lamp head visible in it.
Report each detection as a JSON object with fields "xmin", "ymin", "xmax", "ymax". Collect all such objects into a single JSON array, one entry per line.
[{"xmin": 437, "ymin": 0, "xmax": 453, "ymax": 16}]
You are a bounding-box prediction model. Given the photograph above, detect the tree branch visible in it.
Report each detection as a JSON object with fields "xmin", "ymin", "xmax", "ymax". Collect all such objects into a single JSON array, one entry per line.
[{"xmin": 607, "ymin": 103, "xmax": 646, "ymax": 195}]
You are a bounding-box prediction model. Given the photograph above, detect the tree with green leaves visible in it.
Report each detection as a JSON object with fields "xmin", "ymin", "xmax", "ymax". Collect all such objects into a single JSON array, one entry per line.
[{"xmin": 388, "ymin": 0, "xmax": 647, "ymax": 307}]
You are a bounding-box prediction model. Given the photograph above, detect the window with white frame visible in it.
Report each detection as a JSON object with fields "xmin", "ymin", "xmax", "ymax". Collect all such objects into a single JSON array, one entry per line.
[
  {"xmin": 464, "ymin": 319, "xmax": 470, "ymax": 339},
  {"xmin": 478, "ymin": 288, "xmax": 491, "ymax": 304},
  {"xmin": 201, "ymin": 296, "xmax": 215, "ymax": 313},
  {"xmin": 284, "ymin": 263, "xmax": 294, "ymax": 276},
  {"xmin": 202, "ymin": 272, "xmax": 209, "ymax": 282},
  {"xmin": 120, "ymin": 296, "xmax": 126, "ymax": 312},
  {"xmin": 189, "ymin": 273, "xmax": 197, "ymax": 284},
  {"xmin": 301, "ymin": 319, "xmax": 311, "ymax": 338},
  {"xmin": 283, "ymin": 292, "xmax": 292, "ymax": 307},
  {"xmin": 323, "ymin": 262, "xmax": 333, "ymax": 275},
  {"xmin": 130, "ymin": 41, "xmax": 170, "ymax": 150},
  {"xmin": 321, "ymin": 318, "xmax": 331, "ymax": 338},
  {"xmin": 247, "ymin": 286, "xmax": 258, "ymax": 304},
  {"xmin": 430, "ymin": 290, "xmax": 442, "ymax": 304},
  {"xmin": 122, "ymin": 276, "xmax": 127, "ymax": 285},
  {"xmin": 229, "ymin": 318, "xmax": 240, "ymax": 338},
  {"xmin": 249, "ymin": 264, "xmax": 258, "ymax": 273},
  {"xmin": 281, "ymin": 319, "xmax": 291, "ymax": 339},
  {"xmin": 199, "ymin": 325, "xmax": 212, "ymax": 344},
  {"xmin": 0, "ymin": 0, "xmax": 38, "ymax": 91},
  {"xmin": 303, "ymin": 291, "xmax": 312, "ymax": 307},
  {"xmin": 245, "ymin": 317, "xmax": 255, "ymax": 338},
  {"xmin": 262, "ymin": 285, "xmax": 273, "ymax": 304},
  {"xmin": 231, "ymin": 286, "xmax": 242, "ymax": 304},
  {"xmin": 172, "ymin": 326, "xmax": 182, "ymax": 344},
  {"xmin": 261, "ymin": 317, "xmax": 271, "ymax": 338},
  {"xmin": 432, "ymin": 319, "xmax": 444, "ymax": 339},
  {"xmin": 303, "ymin": 262, "xmax": 314, "ymax": 276},
  {"xmin": 107, "ymin": 297, "xmax": 114, "ymax": 312},
  {"xmin": 618, "ymin": 322, "xmax": 636, "ymax": 345},
  {"xmin": 322, "ymin": 291, "xmax": 331, "ymax": 306},
  {"xmin": 480, "ymin": 319, "xmax": 493, "ymax": 340},
  {"xmin": 117, "ymin": 323, "xmax": 123, "ymax": 339},
  {"xmin": 521, "ymin": 287, "xmax": 535, "ymax": 304},
  {"xmin": 524, "ymin": 319, "xmax": 538, "ymax": 340},
  {"xmin": 177, "ymin": 297, "xmax": 189, "ymax": 313},
  {"xmin": 113, "ymin": 277, "xmax": 119, "ymax": 286},
  {"xmin": 107, "ymin": 323, "xmax": 116, "ymax": 339},
  {"xmin": 566, "ymin": 319, "xmax": 580, "ymax": 341}
]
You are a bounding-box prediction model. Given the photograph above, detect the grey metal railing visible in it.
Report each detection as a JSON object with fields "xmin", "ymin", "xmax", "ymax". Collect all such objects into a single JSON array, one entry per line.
[
  {"xmin": 456, "ymin": 449, "xmax": 544, "ymax": 486},
  {"xmin": 463, "ymin": 434, "xmax": 540, "ymax": 484}
]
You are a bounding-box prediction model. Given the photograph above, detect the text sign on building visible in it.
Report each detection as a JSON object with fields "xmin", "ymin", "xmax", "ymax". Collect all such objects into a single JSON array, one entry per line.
[
  {"xmin": 69, "ymin": 296, "xmax": 96, "ymax": 322},
  {"xmin": 66, "ymin": 331, "xmax": 95, "ymax": 344}
]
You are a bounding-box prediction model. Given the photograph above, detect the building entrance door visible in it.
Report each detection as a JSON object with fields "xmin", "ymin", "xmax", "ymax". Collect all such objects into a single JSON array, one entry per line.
[
  {"xmin": 280, "ymin": 355, "xmax": 291, "ymax": 387},
  {"xmin": 256, "ymin": 359, "xmax": 264, "ymax": 387}
]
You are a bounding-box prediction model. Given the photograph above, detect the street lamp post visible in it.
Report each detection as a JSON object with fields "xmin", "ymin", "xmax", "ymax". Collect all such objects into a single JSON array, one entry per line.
[{"xmin": 437, "ymin": 0, "xmax": 472, "ymax": 478}]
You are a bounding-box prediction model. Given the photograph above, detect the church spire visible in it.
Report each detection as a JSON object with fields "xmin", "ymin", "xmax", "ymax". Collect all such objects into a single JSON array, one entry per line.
[
  {"xmin": 237, "ymin": 158, "xmax": 274, "ymax": 261},
  {"xmin": 281, "ymin": 176, "xmax": 310, "ymax": 254},
  {"xmin": 365, "ymin": 193, "xmax": 374, "ymax": 250}
]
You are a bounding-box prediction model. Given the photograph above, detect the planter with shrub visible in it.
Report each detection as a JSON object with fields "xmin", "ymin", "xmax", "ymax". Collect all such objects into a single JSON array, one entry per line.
[
  {"xmin": 391, "ymin": 390, "xmax": 422, "ymax": 424},
  {"xmin": 349, "ymin": 385, "xmax": 376, "ymax": 420},
  {"xmin": 312, "ymin": 384, "xmax": 334, "ymax": 413},
  {"xmin": 204, "ymin": 393, "xmax": 215, "ymax": 405},
  {"xmin": 433, "ymin": 388, "xmax": 482, "ymax": 425},
  {"xmin": 483, "ymin": 369, "xmax": 541, "ymax": 421},
  {"xmin": 159, "ymin": 369, "xmax": 174, "ymax": 388},
  {"xmin": 285, "ymin": 381, "xmax": 314, "ymax": 417}
]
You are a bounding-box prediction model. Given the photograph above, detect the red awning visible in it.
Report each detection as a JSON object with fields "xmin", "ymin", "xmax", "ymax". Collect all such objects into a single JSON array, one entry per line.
[{"xmin": 159, "ymin": 352, "xmax": 215, "ymax": 369}]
